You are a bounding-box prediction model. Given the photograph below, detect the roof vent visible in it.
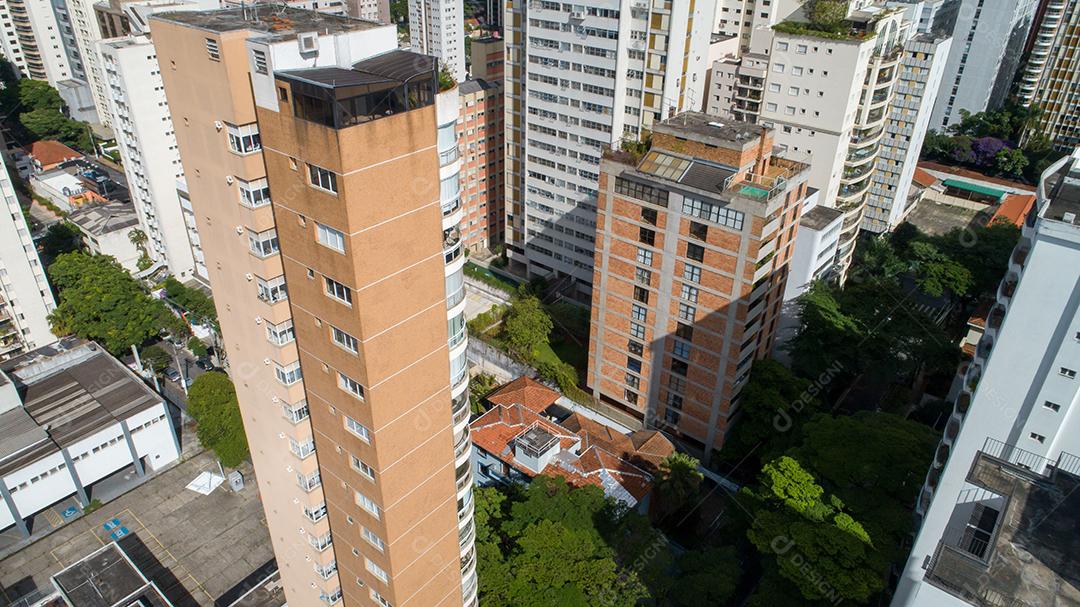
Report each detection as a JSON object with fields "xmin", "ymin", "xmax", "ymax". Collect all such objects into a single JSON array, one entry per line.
[
  {"xmin": 1064, "ymin": 212, "xmax": 1077, "ymax": 224},
  {"xmin": 297, "ymin": 32, "xmax": 319, "ymax": 54}
]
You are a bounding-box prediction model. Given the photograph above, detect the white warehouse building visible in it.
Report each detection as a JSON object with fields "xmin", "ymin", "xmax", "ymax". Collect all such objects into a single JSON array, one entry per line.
[{"xmin": 0, "ymin": 339, "xmax": 181, "ymax": 538}]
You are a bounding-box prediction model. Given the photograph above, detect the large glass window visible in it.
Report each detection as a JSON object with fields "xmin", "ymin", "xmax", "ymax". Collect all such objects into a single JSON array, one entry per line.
[
  {"xmin": 324, "ymin": 276, "xmax": 352, "ymax": 305},
  {"xmin": 238, "ymin": 177, "xmax": 271, "ymax": 208},
  {"xmin": 316, "ymin": 223, "xmax": 346, "ymax": 252},
  {"xmin": 248, "ymin": 228, "xmax": 279, "ymax": 257},
  {"xmin": 308, "ymin": 164, "xmax": 338, "ymax": 193},
  {"xmin": 226, "ymin": 122, "xmax": 261, "ymax": 154}
]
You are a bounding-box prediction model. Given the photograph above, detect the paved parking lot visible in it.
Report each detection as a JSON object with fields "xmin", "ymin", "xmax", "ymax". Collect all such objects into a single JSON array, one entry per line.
[{"xmin": 0, "ymin": 451, "xmax": 273, "ymax": 607}]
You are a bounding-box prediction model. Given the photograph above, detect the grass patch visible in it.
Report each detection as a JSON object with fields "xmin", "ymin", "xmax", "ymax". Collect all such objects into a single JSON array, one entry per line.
[
  {"xmin": 83, "ymin": 498, "xmax": 103, "ymax": 514},
  {"xmin": 464, "ymin": 261, "xmax": 520, "ymax": 294}
]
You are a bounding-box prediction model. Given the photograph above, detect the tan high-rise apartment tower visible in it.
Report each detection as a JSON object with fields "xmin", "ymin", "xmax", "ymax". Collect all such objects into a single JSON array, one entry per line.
[{"xmin": 151, "ymin": 8, "xmax": 475, "ymax": 607}]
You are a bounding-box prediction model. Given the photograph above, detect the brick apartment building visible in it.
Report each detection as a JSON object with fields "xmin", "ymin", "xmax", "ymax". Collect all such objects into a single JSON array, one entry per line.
[
  {"xmin": 587, "ymin": 113, "xmax": 810, "ymax": 461},
  {"xmin": 457, "ymin": 36, "xmax": 504, "ymax": 252}
]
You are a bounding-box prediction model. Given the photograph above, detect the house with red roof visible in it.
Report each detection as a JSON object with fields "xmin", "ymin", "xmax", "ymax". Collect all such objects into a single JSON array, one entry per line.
[
  {"xmin": 471, "ymin": 377, "xmax": 675, "ymax": 511},
  {"xmin": 26, "ymin": 140, "xmax": 83, "ymax": 174}
]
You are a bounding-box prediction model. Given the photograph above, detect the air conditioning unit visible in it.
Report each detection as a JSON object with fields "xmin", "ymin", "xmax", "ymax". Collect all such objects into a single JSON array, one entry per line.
[
  {"xmin": 263, "ymin": 358, "xmax": 271, "ymax": 364},
  {"xmin": 235, "ymin": 225, "xmax": 244, "ymax": 234},
  {"xmin": 255, "ymin": 316, "xmax": 263, "ymax": 324},
  {"xmin": 245, "ymin": 273, "xmax": 253, "ymax": 281},
  {"xmin": 297, "ymin": 32, "xmax": 319, "ymax": 53},
  {"xmin": 214, "ymin": 120, "xmax": 223, "ymax": 130},
  {"xmin": 225, "ymin": 175, "xmax": 234, "ymax": 185}
]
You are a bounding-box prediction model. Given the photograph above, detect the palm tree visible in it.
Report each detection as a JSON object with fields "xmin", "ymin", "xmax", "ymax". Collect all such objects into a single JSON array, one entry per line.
[
  {"xmin": 654, "ymin": 452, "xmax": 704, "ymax": 517},
  {"xmin": 128, "ymin": 228, "xmax": 147, "ymax": 249}
]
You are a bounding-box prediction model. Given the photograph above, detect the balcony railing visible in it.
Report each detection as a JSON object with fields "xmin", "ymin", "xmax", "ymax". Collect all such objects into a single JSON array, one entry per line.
[{"xmin": 439, "ymin": 146, "xmax": 461, "ymax": 166}]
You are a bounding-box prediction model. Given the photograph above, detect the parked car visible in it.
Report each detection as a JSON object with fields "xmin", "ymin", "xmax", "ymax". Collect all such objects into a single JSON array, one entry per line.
[
  {"xmin": 195, "ymin": 357, "xmax": 214, "ymax": 371},
  {"xmin": 163, "ymin": 367, "xmax": 181, "ymax": 382}
]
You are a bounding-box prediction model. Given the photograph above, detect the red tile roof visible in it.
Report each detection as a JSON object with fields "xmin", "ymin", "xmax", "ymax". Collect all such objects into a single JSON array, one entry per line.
[
  {"xmin": 912, "ymin": 168, "xmax": 939, "ymax": 188},
  {"xmin": 27, "ymin": 140, "xmax": 81, "ymax": 168},
  {"xmin": 989, "ymin": 193, "xmax": 1036, "ymax": 228},
  {"xmin": 484, "ymin": 376, "xmax": 561, "ymax": 413},
  {"xmin": 470, "ymin": 402, "xmax": 670, "ymax": 504}
]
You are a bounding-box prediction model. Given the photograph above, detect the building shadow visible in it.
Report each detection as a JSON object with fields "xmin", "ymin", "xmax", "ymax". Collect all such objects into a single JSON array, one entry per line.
[{"xmin": 116, "ymin": 534, "xmax": 199, "ymax": 607}]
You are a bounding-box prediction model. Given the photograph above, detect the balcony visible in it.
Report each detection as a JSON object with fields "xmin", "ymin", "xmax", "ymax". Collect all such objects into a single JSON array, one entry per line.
[
  {"xmin": 925, "ymin": 439, "xmax": 1080, "ymax": 606},
  {"xmin": 439, "ymin": 145, "xmax": 461, "ymax": 166}
]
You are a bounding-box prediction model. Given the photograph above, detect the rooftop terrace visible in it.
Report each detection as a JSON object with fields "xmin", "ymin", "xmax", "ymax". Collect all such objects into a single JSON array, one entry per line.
[
  {"xmin": 925, "ymin": 439, "xmax": 1080, "ymax": 606},
  {"xmin": 1042, "ymin": 152, "xmax": 1080, "ymax": 226},
  {"xmin": 151, "ymin": 6, "xmax": 378, "ymax": 39},
  {"xmin": 653, "ymin": 112, "xmax": 767, "ymax": 149}
]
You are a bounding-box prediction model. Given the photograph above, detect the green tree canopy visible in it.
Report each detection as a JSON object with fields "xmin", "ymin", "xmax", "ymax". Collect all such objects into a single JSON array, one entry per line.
[
  {"xmin": 47, "ymin": 252, "xmax": 187, "ymax": 354},
  {"xmin": 503, "ymin": 295, "xmax": 553, "ymax": 358},
  {"xmin": 906, "ymin": 240, "xmax": 973, "ymax": 297},
  {"xmin": 788, "ymin": 412, "xmax": 938, "ymax": 564},
  {"xmin": 139, "ymin": 344, "xmax": 171, "ymax": 373},
  {"xmin": 745, "ymin": 456, "xmax": 885, "ymax": 603},
  {"xmin": 20, "ymin": 107, "xmax": 93, "ymax": 151},
  {"xmin": 40, "ymin": 222, "xmax": 84, "ymax": 260},
  {"xmin": 18, "ymin": 79, "xmax": 63, "ymax": 111},
  {"xmin": 163, "ymin": 276, "xmax": 217, "ymax": 326},
  {"xmin": 477, "ymin": 476, "xmax": 650, "ymax": 607},
  {"xmin": 668, "ymin": 546, "xmax": 743, "ymax": 607},
  {"xmin": 653, "ymin": 452, "xmax": 703, "ymax": 517},
  {"xmin": 187, "ymin": 372, "xmax": 248, "ymax": 467},
  {"xmin": 721, "ymin": 359, "xmax": 823, "ymax": 465}
]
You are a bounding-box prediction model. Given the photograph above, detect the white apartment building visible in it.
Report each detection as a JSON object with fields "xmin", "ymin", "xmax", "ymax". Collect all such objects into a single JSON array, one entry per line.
[
  {"xmin": 0, "ymin": 0, "xmax": 75, "ymax": 83},
  {"xmin": 1019, "ymin": 0, "xmax": 1080, "ymax": 151},
  {"xmin": 755, "ymin": 5, "xmax": 911, "ymax": 277},
  {"xmin": 98, "ymin": 0, "xmax": 214, "ymax": 283},
  {"xmin": 929, "ymin": 0, "xmax": 1038, "ymax": 131},
  {"xmin": 712, "ymin": 0, "xmax": 801, "ymax": 54},
  {"xmin": 348, "ymin": 0, "xmax": 388, "ymax": 21},
  {"xmin": 0, "ymin": 340, "xmax": 181, "ymax": 538},
  {"xmin": 409, "ymin": 0, "xmax": 465, "ymax": 82},
  {"xmin": 862, "ymin": 32, "xmax": 950, "ymax": 232},
  {"xmin": 894, "ymin": 148, "xmax": 1080, "ymax": 607},
  {"xmin": 0, "ymin": 153, "xmax": 56, "ymax": 360},
  {"xmin": 504, "ymin": 0, "xmax": 716, "ymax": 300},
  {"xmin": 64, "ymin": 0, "xmax": 113, "ymax": 128}
]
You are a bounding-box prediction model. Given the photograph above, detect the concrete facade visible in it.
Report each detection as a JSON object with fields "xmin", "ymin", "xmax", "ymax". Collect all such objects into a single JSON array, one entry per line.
[
  {"xmin": 929, "ymin": 0, "xmax": 1038, "ymax": 130},
  {"xmin": 894, "ymin": 148, "xmax": 1080, "ymax": 606},
  {"xmin": 0, "ymin": 153, "xmax": 56, "ymax": 360},
  {"xmin": 504, "ymin": 0, "xmax": 717, "ymax": 301},
  {"xmin": 409, "ymin": 0, "xmax": 465, "ymax": 81},
  {"xmin": 1019, "ymin": 0, "xmax": 1080, "ymax": 151}
]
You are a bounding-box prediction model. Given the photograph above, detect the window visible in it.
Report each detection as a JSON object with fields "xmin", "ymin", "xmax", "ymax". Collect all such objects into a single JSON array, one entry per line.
[
  {"xmin": 772, "ymin": 63, "xmax": 784, "ymax": 73},
  {"xmin": 248, "ymin": 228, "xmax": 279, "ymax": 257},
  {"xmin": 351, "ymin": 455, "xmax": 376, "ymax": 481},
  {"xmin": 630, "ymin": 322, "xmax": 646, "ymax": 339},
  {"xmin": 370, "ymin": 590, "xmax": 392, "ymax": 607},
  {"xmin": 205, "ymin": 38, "xmax": 220, "ymax": 61},
  {"xmin": 316, "ymin": 223, "xmax": 346, "ymax": 252},
  {"xmin": 257, "ymin": 275, "xmax": 287, "ymax": 303},
  {"xmin": 275, "ymin": 361, "xmax": 302, "ymax": 386},
  {"xmin": 680, "ymin": 284, "xmax": 699, "ymax": 303},
  {"xmin": 1061, "ymin": 367, "xmax": 1077, "ymax": 379},
  {"xmin": 676, "ymin": 323, "xmax": 693, "ymax": 341},
  {"xmin": 670, "ymin": 358, "xmax": 688, "ymax": 376},
  {"xmin": 283, "ymin": 400, "xmax": 310, "ymax": 423},
  {"xmin": 356, "ymin": 491, "xmax": 381, "ymax": 518},
  {"xmin": 226, "ymin": 122, "xmax": 261, "ymax": 154},
  {"xmin": 785, "ymin": 106, "xmax": 796, "ymax": 115},
  {"xmin": 628, "ymin": 340, "xmax": 644, "ymax": 355},
  {"xmin": 332, "ymin": 326, "xmax": 358, "ymax": 353},
  {"xmin": 625, "ymin": 373, "xmax": 640, "ymax": 388},
  {"xmin": 631, "ymin": 304, "xmax": 647, "ymax": 321},
  {"xmin": 624, "ymin": 389, "xmax": 638, "ymax": 405},
  {"xmin": 365, "ymin": 558, "xmax": 390, "ymax": 583},
  {"xmin": 641, "ymin": 207, "xmax": 658, "ymax": 225},
  {"xmin": 683, "ymin": 198, "xmax": 745, "ymax": 230},
  {"xmin": 308, "ymin": 163, "xmax": 338, "ymax": 193},
  {"xmin": 1044, "ymin": 401, "xmax": 1061, "ymax": 412},
  {"xmin": 796, "ymin": 44, "xmax": 807, "ymax": 54},
  {"xmin": 766, "ymin": 102, "xmax": 777, "ymax": 112},
  {"xmin": 686, "ymin": 242, "xmax": 704, "ymax": 262},
  {"xmin": 636, "ymin": 247, "xmax": 653, "ymax": 266},
  {"xmin": 777, "ymin": 42, "xmax": 788, "ymax": 51},
  {"xmin": 324, "ymin": 277, "xmax": 353, "ymax": 305},
  {"xmin": 683, "ymin": 264, "xmax": 701, "ymax": 283},
  {"xmin": 304, "ymin": 502, "xmax": 327, "ymax": 523},
  {"xmin": 633, "ymin": 286, "xmax": 650, "ymax": 304},
  {"xmin": 689, "ymin": 221, "xmax": 708, "ymax": 241},
  {"xmin": 615, "ymin": 177, "xmax": 668, "ymax": 207},
  {"xmin": 639, "ymin": 227, "xmax": 655, "ymax": 246},
  {"xmin": 673, "ymin": 340, "xmax": 691, "ymax": 359},
  {"xmin": 339, "ymin": 372, "xmax": 365, "ymax": 399},
  {"xmin": 627, "ymin": 357, "xmax": 642, "ymax": 373},
  {"xmin": 266, "ymin": 319, "xmax": 295, "ymax": 345},
  {"xmin": 635, "ymin": 267, "xmax": 652, "ymax": 285},
  {"xmin": 252, "ymin": 49, "xmax": 267, "ymax": 73},
  {"xmin": 1030, "ymin": 432, "xmax": 1046, "ymax": 444},
  {"xmin": 362, "ymin": 527, "xmax": 385, "ymax": 551},
  {"xmin": 792, "ymin": 66, "xmax": 804, "ymax": 76},
  {"xmin": 768, "ymin": 83, "xmax": 781, "ymax": 93},
  {"xmin": 238, "ymin": 177, "xmax": 271, "ymax": 208},
  {"xmin": 344, "ymin": 415, "xmax": 371, "ymax": 442},
  {"xmin": 678, "ymin": 303, "xmax": 696, "ymax": 321}
]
